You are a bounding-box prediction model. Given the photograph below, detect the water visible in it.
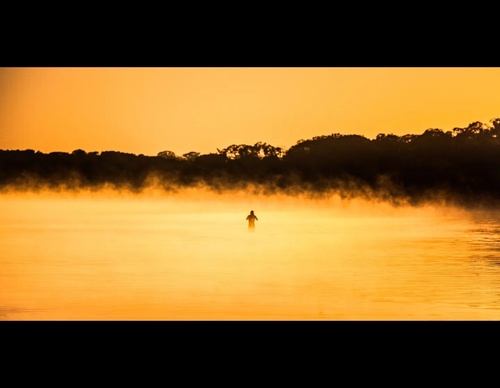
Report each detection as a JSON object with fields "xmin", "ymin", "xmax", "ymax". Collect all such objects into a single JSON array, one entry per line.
[{"xmin": 1, "ymin": 188, "xmax": 500, "ymax": 320}]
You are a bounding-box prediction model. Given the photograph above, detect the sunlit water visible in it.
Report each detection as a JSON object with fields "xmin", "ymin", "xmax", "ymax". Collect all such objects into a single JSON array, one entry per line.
[{"xmin": 2, "ymin": 188, "xmax": 500, "ymax": 320}]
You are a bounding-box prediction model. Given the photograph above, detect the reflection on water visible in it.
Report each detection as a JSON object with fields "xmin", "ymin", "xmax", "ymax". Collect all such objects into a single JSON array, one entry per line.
[{"xmin": 1, "ymin": 189, "xmax": 500, "ymax": 320}]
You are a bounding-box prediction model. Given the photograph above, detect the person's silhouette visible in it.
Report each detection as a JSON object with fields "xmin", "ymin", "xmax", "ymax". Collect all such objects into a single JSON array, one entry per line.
[{"xmin": 246, "ymin": 210, "xmax": 258, "ymax": 230}]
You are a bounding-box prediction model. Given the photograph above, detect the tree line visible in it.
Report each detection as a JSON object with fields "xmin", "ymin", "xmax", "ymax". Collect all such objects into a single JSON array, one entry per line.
[{"xmin": 1, "ymin": 118, "xmax": 500, "ymax": 207}]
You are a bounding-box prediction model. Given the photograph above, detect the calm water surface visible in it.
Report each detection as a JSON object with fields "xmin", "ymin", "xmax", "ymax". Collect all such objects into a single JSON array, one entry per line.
[{"xmin": 1, "ymin": 189, "xmax": 500, "ymax": 320}]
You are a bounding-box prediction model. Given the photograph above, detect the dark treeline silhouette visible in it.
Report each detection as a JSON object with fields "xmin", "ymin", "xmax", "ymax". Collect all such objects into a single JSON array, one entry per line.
[{"xmin": 2, "ymin": 118, "xmax": 500, "ymax": 207}]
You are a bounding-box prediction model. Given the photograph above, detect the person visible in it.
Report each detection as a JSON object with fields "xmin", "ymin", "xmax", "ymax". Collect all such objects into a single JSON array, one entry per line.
[{"xmin": 246, "ymin": 210, "xmax": 258, "ymax": 230}]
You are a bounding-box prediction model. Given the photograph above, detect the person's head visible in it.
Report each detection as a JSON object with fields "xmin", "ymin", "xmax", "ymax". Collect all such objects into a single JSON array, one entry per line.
[{"xmin": 250, "ymin": 210, "xmax": 254, "ymax": 214}]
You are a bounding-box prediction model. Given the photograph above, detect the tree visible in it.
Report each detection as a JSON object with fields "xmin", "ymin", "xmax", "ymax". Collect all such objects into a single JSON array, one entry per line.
[
  {"xmin": 453, "ymin": 121, "xmax": 487, "ymax": 139},
  {"xmin": 157, "ymin": 150, "xmax": 177, "ymax": 159},
  {"xmin": 72, "ymin": 149, "xmax": 87, "ymax": 157},
  {"xmin": 490, "ymin": 118, "xmax": 500, "ymax": 137},
  {"xmin": 182, "ymin": 151, "xmax": 200, "ymax": 161}
]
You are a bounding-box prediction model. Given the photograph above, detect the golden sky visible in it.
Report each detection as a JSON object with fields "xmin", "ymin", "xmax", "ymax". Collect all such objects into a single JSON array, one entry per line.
[{"xmin": 0, "ymin": 67, "xmax": 499, "ymax": 156}]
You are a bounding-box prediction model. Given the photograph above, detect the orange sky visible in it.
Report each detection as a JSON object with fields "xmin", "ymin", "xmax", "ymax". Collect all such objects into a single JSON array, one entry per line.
[{"xmin": 0, "ymin": 67, "xmax": 499, "ymax": 157}]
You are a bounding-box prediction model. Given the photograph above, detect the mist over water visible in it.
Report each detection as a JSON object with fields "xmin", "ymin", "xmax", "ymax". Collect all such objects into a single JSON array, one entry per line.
[
  {"xmin": 2, "ymin": 186, "xmax": 500, "ymax": 320},
  {"xmin": 3, "ymin": 118, "xmax": 500, "ymax": 319}
]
